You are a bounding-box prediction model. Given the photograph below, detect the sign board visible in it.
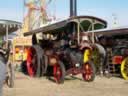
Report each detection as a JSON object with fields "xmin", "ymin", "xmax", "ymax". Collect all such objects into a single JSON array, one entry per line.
[{"xmin": 13, "ymin": 36, "xmax": 32, "ymax": 46}]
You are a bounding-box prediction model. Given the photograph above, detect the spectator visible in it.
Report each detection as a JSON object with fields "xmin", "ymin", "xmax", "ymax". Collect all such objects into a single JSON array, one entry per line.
[{"xmin": 0, "ymin": 54, "xmax": 6, "ymax": 96}]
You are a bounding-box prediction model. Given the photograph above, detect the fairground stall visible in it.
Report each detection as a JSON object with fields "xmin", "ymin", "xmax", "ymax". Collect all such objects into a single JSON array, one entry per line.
[
  {"xmin": 0, "ymin": 19, "xmax": 21, "ymax": 88},
  {"xmin": 13, "ymin": 37, "xmax": 32, "ymax": 65},
  {"xmin": 0, "ymin": 19, "xmax": 21, "ymax": 45},
  {"xmin": 0, "ymin": 19, "xmax": 22, "ymax": 63}
]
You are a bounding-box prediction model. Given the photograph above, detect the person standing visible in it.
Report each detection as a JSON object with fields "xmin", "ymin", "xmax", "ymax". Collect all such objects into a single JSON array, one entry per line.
[
  {"xmin": 0, "ymin": 46, "xmax": 7, "ymax": 96},
  {"xmin": 0, "ymin": 56, "xmax": 6, "ymax": 96}
]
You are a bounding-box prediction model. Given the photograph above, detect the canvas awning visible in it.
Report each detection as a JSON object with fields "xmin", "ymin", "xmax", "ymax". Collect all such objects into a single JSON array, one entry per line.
[
  {"xmin": 0, "ymin": 19, "xmax": 22, "ymax": 36},
  {"xmin": 86, "ymin": 27, "xmax": 128, "ymax": 37}
]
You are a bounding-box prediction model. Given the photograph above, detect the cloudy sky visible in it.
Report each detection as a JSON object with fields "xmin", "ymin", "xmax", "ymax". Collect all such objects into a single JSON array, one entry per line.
[{"xmin": 0, "ymin": 0, "xmax": 128, "ymax": 28}]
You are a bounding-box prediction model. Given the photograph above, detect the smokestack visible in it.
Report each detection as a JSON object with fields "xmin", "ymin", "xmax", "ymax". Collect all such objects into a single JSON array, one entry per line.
[{"xmin": 70, "ymin": 0, "xmax": 77, "ymax": 17}]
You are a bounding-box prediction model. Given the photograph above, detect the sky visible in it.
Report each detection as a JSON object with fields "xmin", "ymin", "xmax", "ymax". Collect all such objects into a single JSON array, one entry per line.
[{"xmin": 0, "ymin": 0, "xmax": 128, "ymax": 28}]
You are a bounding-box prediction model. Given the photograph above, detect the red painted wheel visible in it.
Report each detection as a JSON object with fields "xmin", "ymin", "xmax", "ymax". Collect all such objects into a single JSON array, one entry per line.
[
  {"xmin": 26, "ymin": 47, "xmax": 37, "ymax": 77},
  {"xmin": 53, "ymin": 61, "xmax": 65, "ymax": 84},
  {"xmin": 82, "ymin": 62, "xmax": 95, "ymax": 82}
]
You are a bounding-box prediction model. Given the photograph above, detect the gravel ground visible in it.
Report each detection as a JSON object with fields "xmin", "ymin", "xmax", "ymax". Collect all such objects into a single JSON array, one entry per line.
[{"xmin": 3, "ymin": 72, "xmax": 128, "ymax": 96}]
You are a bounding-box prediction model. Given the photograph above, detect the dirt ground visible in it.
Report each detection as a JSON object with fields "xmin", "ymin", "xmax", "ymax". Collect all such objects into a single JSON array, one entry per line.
[{"xmin": 3, "ymin": 72, "xmax": 128, "ymax": 96}]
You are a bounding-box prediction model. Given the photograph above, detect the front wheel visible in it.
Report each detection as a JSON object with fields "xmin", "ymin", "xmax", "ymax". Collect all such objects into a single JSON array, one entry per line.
[
  {"xmin": 121, "ymin": 57, "xmax": 128, "ymax": 80},
  {"xmin": 53, "ymin": 61, "xmax": 66, "ymax": 84},
  {"xmin": 82, "ymin": 61, "xmax": 96, "ymax": 82},
  {"xmin": 6, "ymin": 63, "xmax": 15, "ymax": 88}
]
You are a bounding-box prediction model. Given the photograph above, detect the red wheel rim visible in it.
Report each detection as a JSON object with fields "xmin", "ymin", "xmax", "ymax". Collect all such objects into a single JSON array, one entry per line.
[
  {"xmin": 26, "ymin": 47, "xmax": 37, "ymax": 77},
  {"xmin": 53, "ymin": 64, "xmax": 62, "ymax": 83},
  {"xmin": 82, "ymin": 63, "xmax": 93, "ymax": 81}
]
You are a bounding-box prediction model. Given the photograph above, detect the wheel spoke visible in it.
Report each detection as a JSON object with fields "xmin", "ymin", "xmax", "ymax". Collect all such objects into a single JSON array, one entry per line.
[
  {"xmin": 82, "ymin": 63, "xmax": 93, "ymax": 81},
  {"xmin": 26, "ymin": 47, "xmax": 37, "ymax": 77},
  {"xmin": 123, "ymin": 64, "xmax": 128, "ymax": 76},
  {"xmin": 53, "ymin": 64, "xmax": 62, "ymax": 83}
]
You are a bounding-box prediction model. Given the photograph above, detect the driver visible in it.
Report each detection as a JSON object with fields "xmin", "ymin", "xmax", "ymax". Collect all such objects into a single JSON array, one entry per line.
[{"xmin": 60, "ymin": 32, "xmax": 70, "ymax": 50}]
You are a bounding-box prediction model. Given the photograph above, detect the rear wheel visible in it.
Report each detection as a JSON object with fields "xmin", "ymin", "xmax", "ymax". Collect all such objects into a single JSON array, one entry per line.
[
  {"xmin": 121, "ymin": 57, "xmax": 128, "ymax": 80},
  {"xmin": 92, "ymin": 44, "xmax": 106, "ymax": 75},
  {"xmin": 92, "ymin": 47, "xmax": 101, "ymax": 74},
  {"xmin": 53, "ymin": 61, "xmax": 65, "ymax": 84},
  {"xmin": 26, "ymin": 45, "xmax": 43, "ymax": 77}
]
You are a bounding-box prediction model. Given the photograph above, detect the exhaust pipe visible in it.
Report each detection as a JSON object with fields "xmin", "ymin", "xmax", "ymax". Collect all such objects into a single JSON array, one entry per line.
[{"xmin": 70, "ymin": 0, "xmax": 77, "ymax": 17}]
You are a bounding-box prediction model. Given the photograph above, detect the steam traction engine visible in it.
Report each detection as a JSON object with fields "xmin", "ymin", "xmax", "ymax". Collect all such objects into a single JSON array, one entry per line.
[{"xmin": 93, "ymin": 28, "xmax": 128, "ymax": 79}]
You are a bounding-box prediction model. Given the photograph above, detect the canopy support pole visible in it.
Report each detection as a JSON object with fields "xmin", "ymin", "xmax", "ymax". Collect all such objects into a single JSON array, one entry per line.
[{"xmin": 6, "ymin": 25, "xmax": 9, "ymax": 48}]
